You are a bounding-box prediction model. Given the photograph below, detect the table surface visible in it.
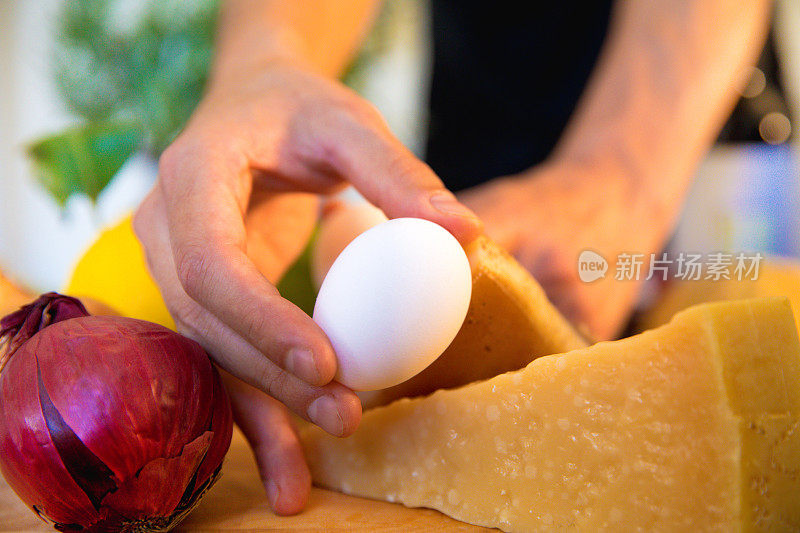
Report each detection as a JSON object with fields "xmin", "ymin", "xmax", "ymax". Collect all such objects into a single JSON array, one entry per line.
[{"xmin": 0, "ymin": 429, "xmax": 488, "ymax": 532}]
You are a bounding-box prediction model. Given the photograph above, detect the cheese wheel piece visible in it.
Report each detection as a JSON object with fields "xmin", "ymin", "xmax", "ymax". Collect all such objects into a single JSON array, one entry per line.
[
  {"xmin": 303, "ymin": 297, "xmax": 800, "ymax": 532},
  {"xmin": 359, "ymin": 236, "xmax": 587, "ymax": 408}
]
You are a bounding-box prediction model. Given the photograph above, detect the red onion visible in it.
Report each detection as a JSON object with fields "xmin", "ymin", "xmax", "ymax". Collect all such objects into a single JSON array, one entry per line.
[{"xmin": 0, "ymin": 293, "xmax": 233, "ymax": 532}]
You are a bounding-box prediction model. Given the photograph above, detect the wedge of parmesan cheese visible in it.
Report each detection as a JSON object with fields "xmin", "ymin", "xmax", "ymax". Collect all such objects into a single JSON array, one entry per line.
[
  {"xmin": 360, "ymin": 236, "xmax": 587, "ymax": 409},
  {"xmin": 303, "ymin": 297, "xmax": 800, "ymax": 531}
]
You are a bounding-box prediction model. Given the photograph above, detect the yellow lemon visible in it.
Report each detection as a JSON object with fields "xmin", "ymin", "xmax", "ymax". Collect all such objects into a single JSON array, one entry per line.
[
  {"xmin": 65, "ymin": 214, "xmax": 318, "ymax": 330},
  {"xmin": 65, "ymin": 215, "xmax": 175, "ymax": 329}
]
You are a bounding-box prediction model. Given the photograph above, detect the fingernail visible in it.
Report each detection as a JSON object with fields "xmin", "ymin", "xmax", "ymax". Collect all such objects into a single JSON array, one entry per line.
[
  {"xmin": 307, "ymin": 396, "xmax": 344, "ymax": 436},
  {"xmin": 266, "ymin": 479, "xmax": 280, "ymax": 507},
  {"xmin": 430, "ymin": 191, "xmax": 479, "ymax": 220},
  {"xmin": 285, "ymin": 347, "xmax": 320, "ymax": 384}
]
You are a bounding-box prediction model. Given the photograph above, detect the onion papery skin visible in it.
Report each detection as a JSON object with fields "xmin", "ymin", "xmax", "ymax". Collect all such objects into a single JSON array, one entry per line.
[{"xmin": 0, "ymin": 294, "xmax": 233, "ymax": 532}]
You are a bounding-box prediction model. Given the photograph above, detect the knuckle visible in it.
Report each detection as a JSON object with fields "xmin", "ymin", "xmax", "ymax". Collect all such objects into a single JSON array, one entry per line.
[
  {"xmin": 259, "ymin": 365, "xmax": 291, "ymax": 401},
  {"xmin": 170, "ymin": 300, "xmax": 208, "ymax": 340},
  {"xmin": 131, "ymin": 194, "xmax": 155, "ymax": 241},
  {"xmin": 319, "ymin": 98, "xmax": 378, "ymax": 139},
  {"xmin": 157, "ymin": 136, "xmax": 216, "ymax": 187},
  {"xmin": 341, "ymin": 94, "xmax": 380, "ymax": 123},
  {"xmin": 262, "ymin": 431, "xmax": 301, "ymax": 464},
  {"xmin": 383, "ymin": 148, "xmax": 418, "ymax": 182},
  {"xmin": 380, "ymin": 151, "xmax": 430, "ymax": 206},
  {"xmin": 253, "ymin": 428, "xmax": 303, "ymax": 477},
  {"xmin": 332, "ymin": 85, "xmax": 383, "ymax": 122},
  {"xmin": 175, "ymin": 245, "xmax": 213, "ymax": 301},
  {"xmin": 240, "ymin": 304, "xmax": 271, "ymax": 348},
  {"xmin": 157, "ymin": 143, "xmax": 182, "ymax": 182}
]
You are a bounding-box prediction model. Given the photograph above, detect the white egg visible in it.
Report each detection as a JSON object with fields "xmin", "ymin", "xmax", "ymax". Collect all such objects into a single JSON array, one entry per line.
[{"xmin": 312, "ymin": 218, "xmax": 472, "ymax": 391}]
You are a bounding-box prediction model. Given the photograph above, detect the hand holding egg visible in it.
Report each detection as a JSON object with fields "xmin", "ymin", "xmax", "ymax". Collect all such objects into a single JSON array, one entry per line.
[{"xmin": 313, "ymin": 217, "xmax": 472, "ymax": 391}]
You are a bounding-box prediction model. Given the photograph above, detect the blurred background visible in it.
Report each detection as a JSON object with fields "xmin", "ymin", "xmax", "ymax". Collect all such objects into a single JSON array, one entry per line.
[{"xmin": 0, "ymin": 0, "xmax": 799, "ymax": 292}]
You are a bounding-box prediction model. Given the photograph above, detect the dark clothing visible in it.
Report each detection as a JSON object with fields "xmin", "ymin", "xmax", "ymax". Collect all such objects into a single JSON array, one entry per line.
[
  {"xmin": 425, "ymin": 1, "xmax": 614, "ymax": 191},
  {"xmin": 424, "ymin": 2, "xmax": 789, "ymax": 192}
]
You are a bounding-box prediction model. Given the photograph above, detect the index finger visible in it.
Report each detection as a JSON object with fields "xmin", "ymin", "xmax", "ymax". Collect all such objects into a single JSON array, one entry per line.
[
  {"xmin": 157, "ymin": 142, "xmax": 338, "ymax": 388},
  {"xmin": 309, "ymin": 114, "xmax": 484, "ymax": 245}
]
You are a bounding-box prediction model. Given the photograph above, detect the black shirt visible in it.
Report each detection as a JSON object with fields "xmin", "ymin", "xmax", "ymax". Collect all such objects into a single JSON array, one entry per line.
[
  {"xmin": 424, "ymin": 2, "xmax": 790, "ymax": 192},
  {"xmin": 425, "ymin": 1, "xmax": 614, "ymax": 191}
]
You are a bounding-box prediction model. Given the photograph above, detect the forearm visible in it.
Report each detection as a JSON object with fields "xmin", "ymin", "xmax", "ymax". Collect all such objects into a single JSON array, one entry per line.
[
  {"xmin": 210, "ymin": 0, "xmax": 380, "ymax": 82},
  {"xmin": 553, "ymin": 0, "xmax": 771, "ymax": 235}
]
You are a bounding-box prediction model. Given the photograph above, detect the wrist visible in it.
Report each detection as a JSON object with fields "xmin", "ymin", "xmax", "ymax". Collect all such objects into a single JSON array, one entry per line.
[
  {"xmin": 532, "ymin": 151, "xmax": 674, "ymax": 252},
  {"xmin": 209, "ymin": 26, "xmax": 320, "ymax": 92},
  {"xmin": 547, "ymin": 143, "xmax": 680, "ymax": 237},
  {"xmin": 206, "ymin": 57, "xmax": 307, "ymax": 97}
]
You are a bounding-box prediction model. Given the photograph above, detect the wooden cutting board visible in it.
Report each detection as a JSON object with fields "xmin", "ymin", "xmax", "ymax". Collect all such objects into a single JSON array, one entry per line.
[{"xmin": 0, "ymin": 428, "xmax": 489, "ymax": 531}]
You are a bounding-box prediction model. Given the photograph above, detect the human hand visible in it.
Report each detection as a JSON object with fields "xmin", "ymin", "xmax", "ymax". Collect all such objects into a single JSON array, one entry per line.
[
  {"xmin": 133, "ymin": 62, "xmax": 481, "ymax": 513},
  {"xmin": 458, "ymin": 157, "xmax": 673, "ymax": 341}
]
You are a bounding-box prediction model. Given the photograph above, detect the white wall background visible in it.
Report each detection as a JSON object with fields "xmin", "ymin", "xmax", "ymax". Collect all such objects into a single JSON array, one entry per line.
[{"xmin": 0, "ymin": 0, "xmax": 155, "ymax": 292}]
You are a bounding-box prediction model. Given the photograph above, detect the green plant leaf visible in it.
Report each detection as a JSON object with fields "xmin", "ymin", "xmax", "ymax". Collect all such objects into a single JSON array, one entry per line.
[{"xmin": 27, "ymin": 122, "xmax": 142, "ymax": 206}]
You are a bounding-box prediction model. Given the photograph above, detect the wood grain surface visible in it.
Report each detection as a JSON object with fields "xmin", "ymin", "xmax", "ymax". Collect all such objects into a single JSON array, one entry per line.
[{"xmin": 0, "ymin": 429, "xmax": 488, "ymax": 532}]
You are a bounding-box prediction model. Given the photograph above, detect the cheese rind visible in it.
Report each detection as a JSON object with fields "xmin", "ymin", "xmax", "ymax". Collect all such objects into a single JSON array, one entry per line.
[
  {"xmin": 704, "ymin": 298, "xmax": 800, "ymax": 416},
  {"xmin": 359, "ymin": 236, "xmax": 587, "ymax": 409},
  {"xmin": 742, "ymin": 415, "xmax": 800, "ymax": 531},
  {"xmin": 302, "ymin": 298, "xmax": 800, "ymax": 532}
]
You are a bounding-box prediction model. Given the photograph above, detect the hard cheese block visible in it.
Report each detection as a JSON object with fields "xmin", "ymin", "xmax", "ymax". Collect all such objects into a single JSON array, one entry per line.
[
  {"xmin": 359, "ymin": 236, "xmax": 587, "ymax": 409},
  {"xmin": 638, "ymin": 257, "xmax": 800, "ymax": 335},
  {"xmin": 302, "ymin": 297, "xmax": 800, "ymax": 531}
]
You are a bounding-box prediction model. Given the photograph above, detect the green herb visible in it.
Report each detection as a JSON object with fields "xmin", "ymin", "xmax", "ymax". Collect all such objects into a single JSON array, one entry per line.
[
  {"xmin": 30, "ymin": 0, "xmax": 219, "ymax": 206},
  {"xmin": 27, "ymin": 122, "xmax": 141, "ymax": 206},
  {"xmin": 29, "ymin": 0, "xmax": 394, "ymax": 207}
]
